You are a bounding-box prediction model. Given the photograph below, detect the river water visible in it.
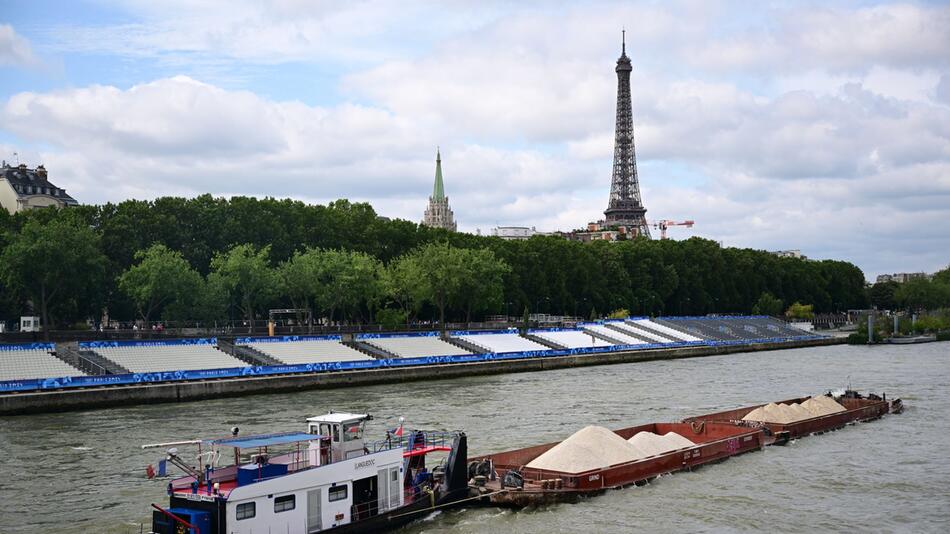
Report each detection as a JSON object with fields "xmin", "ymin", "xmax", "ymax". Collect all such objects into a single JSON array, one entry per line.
[{"xmin": 1, "ymin": 343, "xmax": 948, "ymax": 533}]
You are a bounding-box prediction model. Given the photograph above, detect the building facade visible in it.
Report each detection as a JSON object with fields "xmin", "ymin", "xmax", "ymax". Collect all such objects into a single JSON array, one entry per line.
[
  {"xmin": 0, "ymin": 162, "xmax": 78, "ymax": 214},
  {"xmin": 421, "ymin": 149, "xmax": 457, "ymax": 231},
  {"xmin": 875, "ymin": 272, "xmax": 930, "ymax": 284},
  {"xmin": 491, "ymin": 226, "xmax": 537, "ymax": 240}
]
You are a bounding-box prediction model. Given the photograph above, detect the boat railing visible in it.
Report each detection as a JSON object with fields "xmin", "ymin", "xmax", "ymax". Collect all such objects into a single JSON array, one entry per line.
[
  {"xmin": 370, "ymin": 430, "xmax": 456, "ymax": 453},
  {"xmin": 350, "ymin": 500, "xmax": 380, "ymax": 521}
]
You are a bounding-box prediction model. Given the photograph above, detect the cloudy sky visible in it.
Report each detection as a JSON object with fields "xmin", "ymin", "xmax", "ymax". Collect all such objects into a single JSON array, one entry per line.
[{"xmin": 1, "ymin": 1, "xmax": 948, "ymax": 279}]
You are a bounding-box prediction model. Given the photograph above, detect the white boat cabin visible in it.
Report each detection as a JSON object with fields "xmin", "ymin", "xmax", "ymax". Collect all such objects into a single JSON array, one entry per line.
[{"xmin": 157, "ymin": 412, "xmax": 411, "ymax": 534}]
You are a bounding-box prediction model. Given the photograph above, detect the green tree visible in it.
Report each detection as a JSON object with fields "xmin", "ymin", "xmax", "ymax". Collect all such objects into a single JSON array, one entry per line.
[
  {"xmin": 785, "ymin": 302, "xmax": 815, "ymax": 320},
  {"xmin": 117, "ymin": 244, "xmax": 203, "ymax": 326},
  {"xmin": 318, "ymin": 250, "xmax": 382, "ymax": 324},
  {"xmin": 382, "ymin": 254, "xmax": 423, "ymax": 326},
  {"xmin": 454, "ymin": 247, "xmax": 510, "ymax": 322},
  {"xmin": 751, "ymin": 292, "xmax": 784, "ymax": 316},
  {"xmin": 277, "ymin": 248, "xmax": 327, "ymax": 329},
  {"xmin": 210, "ymin": 244, "xmax": 277, "ymax": 331},
  {"xmin": 0, "ymin": 218, "xmax": 107, "ymax": 338},
  {"xmin": 895, "ymin": 278, "xmax": 950, "ymax": 312},
  {"xmin": 404, "ymin": 242, "xmax": 466, "ymax": 328},
  {"xmin": 868, "ymin": 281, "xmax": 899, "ymax": 310},
  {"xmin": 932, "ymin": 266, "xmax": 950, "ymax": 286}
]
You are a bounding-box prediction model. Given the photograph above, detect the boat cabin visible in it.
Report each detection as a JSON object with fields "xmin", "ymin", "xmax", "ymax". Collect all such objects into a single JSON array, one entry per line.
[
  {"xmin": 306, "ymin": 412, "xmax": 371, "ymax": 463},
  {"xmin": 147, "ymin": 412, "xmax": 456, "ymax": 534}
]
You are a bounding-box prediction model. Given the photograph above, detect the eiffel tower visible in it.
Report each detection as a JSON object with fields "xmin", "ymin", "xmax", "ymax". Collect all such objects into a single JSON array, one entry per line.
[{"xmin": 603, "ymin": 31, "xmax": 651, "ymax": 238}]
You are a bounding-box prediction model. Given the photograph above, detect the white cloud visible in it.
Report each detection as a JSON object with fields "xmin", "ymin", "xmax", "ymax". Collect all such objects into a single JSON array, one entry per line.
[
  {"xmin": 0, "ymin": 24, "xmax": 39, "ymax": 67},
  {"xmin": 3, "ymin": 1, "xmax": 950, "ymax": 279}
]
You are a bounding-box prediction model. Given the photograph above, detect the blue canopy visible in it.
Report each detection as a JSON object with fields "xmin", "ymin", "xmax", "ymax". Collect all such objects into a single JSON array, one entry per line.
[{"xmin": 209, "ymin": 432, "xmax": 319, "ymax": 449}]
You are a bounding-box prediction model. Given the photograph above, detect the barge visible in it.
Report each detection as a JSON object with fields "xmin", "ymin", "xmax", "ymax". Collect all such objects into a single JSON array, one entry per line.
[
  {"xmin": 468, "ymin": 421, "xmax": 765, "ymax": 507},
  {"xmin": 683, "ymin": 390, "xmax": 901, "ymax": 444},
  {"xmin": 144, "ymin": 412, "xmax": 468, "ymax": 534}
]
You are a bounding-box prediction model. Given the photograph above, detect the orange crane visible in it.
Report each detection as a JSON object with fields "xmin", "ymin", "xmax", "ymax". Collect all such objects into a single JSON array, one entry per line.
[{"xmin": 653, "ymin": 219, "xmax": 695, "ymax": 239}]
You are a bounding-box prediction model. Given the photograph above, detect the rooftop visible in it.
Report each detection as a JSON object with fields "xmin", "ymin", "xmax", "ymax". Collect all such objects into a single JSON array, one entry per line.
[{"xmin": 0, "ymin": 162, "xmax": 78, "ymax": 204}]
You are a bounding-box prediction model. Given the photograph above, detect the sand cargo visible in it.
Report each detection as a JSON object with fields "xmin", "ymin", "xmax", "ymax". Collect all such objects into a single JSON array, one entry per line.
[
  {"xmin": 468, "ymin": 422, "xmax": 764, "ymax": 507},
  {"xmin": 683, "ymin": 390, "xmax": 901, "ymax": 444}
]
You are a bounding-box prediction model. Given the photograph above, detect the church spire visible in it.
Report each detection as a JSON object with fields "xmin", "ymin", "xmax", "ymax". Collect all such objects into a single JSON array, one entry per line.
[
  {"xmin": 432, "ymin": 147, "xmax": 445, "ymax": 200},
  {"xmin": 422, "ymin": 147, "xmax": 456, "ymax": 231}
]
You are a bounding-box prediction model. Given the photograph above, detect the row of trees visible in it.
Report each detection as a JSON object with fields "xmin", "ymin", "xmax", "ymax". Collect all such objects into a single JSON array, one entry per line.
[
  {"xmin": 0, "ymin": 195, "xmax": 873, "ymax": 334},
  {"xmin": 867, "ymin": 271, "xmax": 950, "ymax": 312}
]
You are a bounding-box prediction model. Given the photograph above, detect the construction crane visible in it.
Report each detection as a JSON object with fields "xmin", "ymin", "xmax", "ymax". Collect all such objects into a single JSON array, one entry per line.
[{"xmin": 653, "ymin": 220, "xmax": 695, "ymax": 240}]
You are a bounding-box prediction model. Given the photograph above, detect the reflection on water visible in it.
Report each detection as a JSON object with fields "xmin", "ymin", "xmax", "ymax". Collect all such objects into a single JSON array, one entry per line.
[{"xmin": 0, "ymin": 344, "xmax": 948, "ymax": 533}]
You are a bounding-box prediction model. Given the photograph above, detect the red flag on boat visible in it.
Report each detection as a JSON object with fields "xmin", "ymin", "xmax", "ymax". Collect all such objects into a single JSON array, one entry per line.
[{"xmin": 389, "ymin": 416, "xmax": 405, "ymax": 437}]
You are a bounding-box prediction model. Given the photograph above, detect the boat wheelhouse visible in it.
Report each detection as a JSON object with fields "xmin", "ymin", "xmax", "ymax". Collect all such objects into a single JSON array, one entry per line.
[{"xmin": 146, "ymin": 412, "xmax": 469, "ymax": 534}]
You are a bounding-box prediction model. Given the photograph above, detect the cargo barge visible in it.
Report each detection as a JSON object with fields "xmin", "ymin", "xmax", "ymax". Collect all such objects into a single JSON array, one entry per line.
[
  {"xmin": 683, "ymin": 390, "xmax": 901, "ymax": 445},
  {"xmin": 468, "ymin": 422, "xmax": 765, "ymax": 507}
]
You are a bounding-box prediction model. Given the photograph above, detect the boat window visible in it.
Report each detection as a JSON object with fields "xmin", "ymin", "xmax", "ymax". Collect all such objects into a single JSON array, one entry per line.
[
  {"xmin": 320, "ymin": 423, "xmax": 331, "ymax": 437},
  {"xmin": 274, "ymin": 494, "xmax": 295, "ymax": 513},
  {"xmin": 328, "ymin": 485, "xmax": 347, "ymax": 502},
  {"xmin": 236, "ymin": 502, "xmax": 256, "ymax": 520},
  {"xmin": 332, "ymin": 425, "xmax": 340, "ymax": 442},
  {"xmin": 343, "ymin": 422, "xmax": 363, "ymax": 442}
]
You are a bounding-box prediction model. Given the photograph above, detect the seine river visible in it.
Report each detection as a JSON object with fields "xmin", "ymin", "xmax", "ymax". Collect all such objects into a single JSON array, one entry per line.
[{"xmin": 1, "ymin": 343, "xmax": 948, "ymax": 533}]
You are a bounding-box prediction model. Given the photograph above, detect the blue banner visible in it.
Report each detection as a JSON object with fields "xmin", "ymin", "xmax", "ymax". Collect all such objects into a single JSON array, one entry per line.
[
  {"xmin": 449, "ymin": 329, "xmax": 518, "ymax": 336},
  {"xmin": 79, "ymin": 337, "xmax": 217, "ymax": 349},
  {"xmin": 356, "ymin": 331, "xmax": 439, "ymax": 340},
  {"xmin": 0, "ymin": 342, "xmax": 56, "ymax": 351},
  {"xmin": 235, "ymin": 335, "xmax": 343, "ymax": 344}
]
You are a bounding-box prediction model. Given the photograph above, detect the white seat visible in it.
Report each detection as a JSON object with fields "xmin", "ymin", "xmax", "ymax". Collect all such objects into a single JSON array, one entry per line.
[
  {"xmin": 365, "ymin": 336, "xmax": 472, "ymax": 358},
  {"xmin": 531, "ymin": 330, "xmax": 611, "ymax": 349},
  {"xmin": 0, "ymin": 348, "xmax": 84, "ymax": 380},
  {"xmin": 94, "ymin": 343, "xmax": 244, "ymax": 373},
  {"xmin": 582, "ymin": 325, "xmax": 646, "ymax": 346},
  {"xmin": 455, "ymin": 333, "xmax": 550, "ymax": 353},
  {"xmin": 247, "ymin": 340, "xmax": 371, "ymax": 364},
  {"xmin": 631, "ymin": 319, "xmax": 703, "ymax": 342}
]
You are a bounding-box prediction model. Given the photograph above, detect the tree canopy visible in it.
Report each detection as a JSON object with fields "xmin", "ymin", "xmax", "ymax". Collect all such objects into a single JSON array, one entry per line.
[
  {"xmin": 0, "ymin": 195, "xmax": 877, "ymax": 329},
  {"xmin": 0, "ymin": 217, "xmax": 106, "ymax": 337}
]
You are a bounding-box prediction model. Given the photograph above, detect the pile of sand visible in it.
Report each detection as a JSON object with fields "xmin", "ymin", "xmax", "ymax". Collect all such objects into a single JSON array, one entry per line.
[
  {"xmin": 627, "ymin": 432, "xmax": 696, "ymax": 458},
  {"xmin": 526, "ymin": 425, "xmax": 642, "ymax": 473},
  {"xmin": 743, "ymin": 396, "xmax": 846, "ymax": 424},
  {"xmin": 802, "ymin": 395, "xmax": 846, "ymax": 416},
  {"xmin": 525, "ymin": 426, "xmax": 697, "ymax": 474}
]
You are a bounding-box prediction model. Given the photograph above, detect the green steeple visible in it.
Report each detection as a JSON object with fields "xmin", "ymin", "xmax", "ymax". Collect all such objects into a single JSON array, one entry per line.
[{"xmin": 432, "ymin": 148, "xmax": 445, "ymax": 200}]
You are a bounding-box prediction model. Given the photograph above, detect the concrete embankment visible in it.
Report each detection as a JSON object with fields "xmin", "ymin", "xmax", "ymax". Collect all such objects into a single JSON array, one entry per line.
[{"xmin": 0, "ymin": 337, "xmax": 843, "ymax": 415}]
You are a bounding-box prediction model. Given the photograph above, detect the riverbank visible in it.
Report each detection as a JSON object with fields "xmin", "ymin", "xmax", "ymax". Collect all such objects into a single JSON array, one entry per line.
[{"xmin": 0, "ymin": 336, "xmax": 842, "ymax": 415}]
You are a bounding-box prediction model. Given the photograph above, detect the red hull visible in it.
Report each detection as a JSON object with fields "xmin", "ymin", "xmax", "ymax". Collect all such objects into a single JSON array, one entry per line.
[
  {"xmin": 682, "ymin": 396, "xmax": 891, "ymax": 442},
  {"xmin": 471, "ymin": 422, "xmax": 764, "ymax": 506}
]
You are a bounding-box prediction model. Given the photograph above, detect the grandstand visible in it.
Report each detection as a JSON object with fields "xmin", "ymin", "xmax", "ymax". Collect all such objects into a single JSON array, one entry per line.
[
  {"xmin": 452, "ymin": 331, "xmax": 550, "ymax": 353},
  {"xmin": 607, "ymin": 321, "xmax": 676, "ymax": 343},
  {"xmin": 0, "ymin": 344, "xmax": 83, "ymax": 380},
  {"xmin": 582, "ymin": 324, "xmax": 648, "ymax": 346},
  {"xmin": 531, "ymin": 329, "xmax": 611, "ymax": 349},
  {"xmin": 243, "ymin": 338, "xmax": 372, "ymax": 364},
  {"xmin": 629, "ymin": 318, "xmax": 704, "ymax": 342},
  {"xmin": 88, "ymin": 340, "xmax": 244, "ymax": 373},
  {"xmin": 362, "ymin": 335, "xmax": 473, "ymax": 358},
  {"xmin": 655, "ymin": 316, "xmax": 811, "ymax": 341}
]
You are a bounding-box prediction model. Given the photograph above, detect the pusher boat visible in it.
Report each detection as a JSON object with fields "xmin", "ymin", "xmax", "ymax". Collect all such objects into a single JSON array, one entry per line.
[{"xmin": 143, "ymin": 412, "xmax": 468, "ymax": 534}]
